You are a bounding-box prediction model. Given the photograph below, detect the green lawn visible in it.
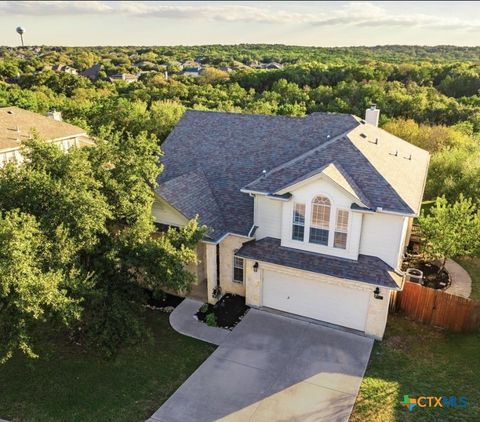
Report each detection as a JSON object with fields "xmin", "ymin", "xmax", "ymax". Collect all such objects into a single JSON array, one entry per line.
[
  {"xmin": 351, "ymin": 315, "xmax": 480, "ymax": 421},
  {"xmin": 0, "ymin": 310, "xmax": 215, "ymax": 422}
]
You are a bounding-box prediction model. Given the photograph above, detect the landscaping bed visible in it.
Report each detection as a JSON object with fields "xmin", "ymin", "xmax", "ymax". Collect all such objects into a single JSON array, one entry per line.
[
  {"xmin": 402, "ymin": 258, "xmax": 450, "ymax": 290},
  {"xmin": 196, "ymin": 294, "xmax": 249, "ymax": 329}
]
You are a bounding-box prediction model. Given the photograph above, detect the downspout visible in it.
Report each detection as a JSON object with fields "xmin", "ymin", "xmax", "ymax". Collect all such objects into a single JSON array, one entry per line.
[{"xmin": 212, "ymin": 243, "xmax": 222, "ymax": 299}]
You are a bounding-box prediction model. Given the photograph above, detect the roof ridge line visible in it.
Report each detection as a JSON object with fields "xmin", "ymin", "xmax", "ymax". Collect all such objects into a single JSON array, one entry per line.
[{"xmin": 243, "ymin": 123, "xmax": 355, "ymax": 192}]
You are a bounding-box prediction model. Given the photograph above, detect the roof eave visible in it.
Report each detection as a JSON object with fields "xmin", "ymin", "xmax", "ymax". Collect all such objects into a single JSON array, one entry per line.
[{"xmin": 234, "ymin": 254, "xmax": 402, "ymax": 290}]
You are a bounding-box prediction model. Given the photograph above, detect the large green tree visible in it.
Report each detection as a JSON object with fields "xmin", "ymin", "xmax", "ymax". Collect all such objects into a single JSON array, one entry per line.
[
  {"xmin": 418, "ymin": 195, "xmax": 480, "ymax": 273},
  {"xmin": 0, "ymin": 134, "xmax": 204, "ymax": 362}
]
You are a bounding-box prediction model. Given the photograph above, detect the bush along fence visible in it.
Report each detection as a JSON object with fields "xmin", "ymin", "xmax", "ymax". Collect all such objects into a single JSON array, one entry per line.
[{"xmin": 390, "ymin": 281, "xmax": 480, "ymax": 332}]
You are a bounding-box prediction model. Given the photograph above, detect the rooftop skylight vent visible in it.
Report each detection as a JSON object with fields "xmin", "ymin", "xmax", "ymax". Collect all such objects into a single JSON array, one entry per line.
[
  {"xmin": 404, "ymin": 154, "xmax": 412, "ymax": 160},
  {"xmin": 360, "ymin": 133, "xmax": 367, "ymax": 139},
  {"xmin": 369, "ymin": 137, "xmax": 379, "ymax": 145},
  {"xmin": 389, "ymin": 150, "xmax": 399, "ymax": 157}
]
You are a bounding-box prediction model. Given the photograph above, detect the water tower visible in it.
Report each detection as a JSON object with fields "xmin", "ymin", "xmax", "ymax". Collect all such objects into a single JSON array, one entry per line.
[{"xmin": 16, "ymin": 27, "xmax": 25, "ymax": 47}]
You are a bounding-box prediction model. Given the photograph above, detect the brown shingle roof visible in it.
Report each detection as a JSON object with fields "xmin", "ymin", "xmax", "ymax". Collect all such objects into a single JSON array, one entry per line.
[{"xmin": 0, "ymin": 106, "xmax": 86, "ymax": 151}]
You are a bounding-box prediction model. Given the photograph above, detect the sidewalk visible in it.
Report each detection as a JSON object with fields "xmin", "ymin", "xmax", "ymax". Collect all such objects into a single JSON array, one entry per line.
[
  {"xmin": 169, "ymin": 298, "xmax": 230, "ymax": 345},
  {"xmin": 445, "ymin": 259, "xmax": 472, "ymax": 298}
]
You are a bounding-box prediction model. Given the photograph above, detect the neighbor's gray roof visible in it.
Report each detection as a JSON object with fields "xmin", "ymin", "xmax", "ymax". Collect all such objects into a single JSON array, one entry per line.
[
  {"xmin": 157, "ymin": 110, "xmax": 359, "ymax": 241},
  {"xmin": 236, "ymin": 237, "xmax": 402, "ymax": 289},
  {"xmin": 156, "ymin": 109, "xmax": 429, "ymax": 241}
]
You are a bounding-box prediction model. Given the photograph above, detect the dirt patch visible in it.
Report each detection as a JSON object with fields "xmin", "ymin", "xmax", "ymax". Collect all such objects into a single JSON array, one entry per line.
[{"xmin": 196, "ymin": 294, "xmax": 249, "ymax": 329}]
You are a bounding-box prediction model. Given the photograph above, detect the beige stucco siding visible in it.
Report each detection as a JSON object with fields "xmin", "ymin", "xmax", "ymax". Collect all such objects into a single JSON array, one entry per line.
[
  {"xmin": 205, "ymin": 243, "xmax": 217, "ymax": 304},
  {"xmin": 219, "ymin": 235, "xmax": 247, "ymax": 297},
  {"xmin": 365, "ymin": 289, "xmax": 391, "ymax": 338},
  {"xmin": 243, "ymin": 258, "xmax": 391, "ymax": 339}
]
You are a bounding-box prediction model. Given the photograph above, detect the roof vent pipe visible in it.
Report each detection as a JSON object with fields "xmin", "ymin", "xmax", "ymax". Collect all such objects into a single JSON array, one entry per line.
[{"xmin": 365, "ymin": 104, "xmax": 380, "ymax": 127}]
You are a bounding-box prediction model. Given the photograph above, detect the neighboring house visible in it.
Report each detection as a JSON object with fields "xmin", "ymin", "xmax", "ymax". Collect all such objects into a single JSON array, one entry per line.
[
  {"xmin": 109, "ymin": 73, "xmax": 138, "ymax": 83},
  {"xmin": 80, "ymin": 63, "xmax": 103, "ymax": 82},
  {"xmin": 136, "ymin": 70, "xmax": 157, "ymax": 78},
  {"xmin": 153, "ymin": 106, "xmax": 430, "ymax": 339},
  {"xmin": 0, "ymin": 106, "xmax": 93, "ymax": 167},
  {"xmin": 181, "ymin": 66, "xmax": 203, "ymax": 77},
  {"xmin": 260, "ymin": 62, "xmax": 284, "ymax": 70},
  {"xmin": 134, "ymin": 60, "xmax": 156, "ymax": 68},
  {"xmin": 52, "ymin": 64, "xmax": 78, "ymax": 75},
  {"xmin": 167, "ymin": 60, "xmax": 183, "ymax": 70},
  {"xmin": 182, "ymin": 60, "xmax": 202, "ymax": 68}
]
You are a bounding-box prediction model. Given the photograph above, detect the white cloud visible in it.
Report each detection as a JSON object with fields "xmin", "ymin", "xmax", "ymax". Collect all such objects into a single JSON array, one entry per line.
[{"xmin": 1, "ymin": 1, "xmax": 479, "ymax": 32}]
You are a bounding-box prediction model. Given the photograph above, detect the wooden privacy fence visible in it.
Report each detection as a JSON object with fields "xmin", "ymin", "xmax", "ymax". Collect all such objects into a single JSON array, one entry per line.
[{"xmin": 391, "ymin": 281, "xmax": 480, "ymax": 332}]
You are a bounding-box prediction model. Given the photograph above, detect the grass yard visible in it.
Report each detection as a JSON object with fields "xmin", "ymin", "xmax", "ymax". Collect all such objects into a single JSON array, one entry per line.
[
  {"xmin": 0, "ymin": 310, "xmax": 215, "ymax": 422},
  {"xmin": 351, "ymin": 315, "xmax": 480, "ymax": 421}
]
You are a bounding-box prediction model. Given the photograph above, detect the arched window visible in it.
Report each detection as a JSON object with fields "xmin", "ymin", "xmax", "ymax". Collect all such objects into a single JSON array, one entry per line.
[{"xmin": 309, "ymin": 196, "xmax": 331, "ymax": 245}]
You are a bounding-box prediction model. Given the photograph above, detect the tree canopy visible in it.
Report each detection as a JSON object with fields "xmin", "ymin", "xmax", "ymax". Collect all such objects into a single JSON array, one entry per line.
[
  {"xmin": 418, "ymin": 196, "xmax": 480, "ymax": 272},
  {"xmin": 0, "ymin": 134, "xmax": 204, "ymax": 362}
]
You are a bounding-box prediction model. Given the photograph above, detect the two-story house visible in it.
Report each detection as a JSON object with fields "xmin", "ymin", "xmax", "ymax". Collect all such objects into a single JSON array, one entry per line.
[
  {"xmin": 0, "ymin": 106, "xmax": 93, "ymax": 167},
  {"xmin": 153, "ymin": 107, "xmax": 430, "ymax": 339}
]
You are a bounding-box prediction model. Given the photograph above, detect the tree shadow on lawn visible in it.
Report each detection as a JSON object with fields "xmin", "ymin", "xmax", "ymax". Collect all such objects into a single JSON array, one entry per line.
[
  {"xmin": 350, "ymin": 315, "xmax": 480, "ymax": 422},
  {"xmin": 0, "ymin": 310, "xmax": 215, "ymax": 422}
]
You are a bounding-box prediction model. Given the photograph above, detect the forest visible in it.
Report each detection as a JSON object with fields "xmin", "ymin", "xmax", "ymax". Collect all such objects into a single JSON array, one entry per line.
[{"xmin": 1, "ymin": 44, "xmax": 479, "ymax": 205}]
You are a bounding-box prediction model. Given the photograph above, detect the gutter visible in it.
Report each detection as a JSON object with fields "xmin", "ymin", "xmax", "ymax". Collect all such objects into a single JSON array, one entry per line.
[
  {"xmin": 202, "ymin": 231, "xmax": 254, "ymax": 245},
  {"xmin": 375, "ymin": 207, "xmax": 417, "ymax": 218},
  {"xmin": 240, "ymin": 188, "xmax": 269, "ymax": 196}
]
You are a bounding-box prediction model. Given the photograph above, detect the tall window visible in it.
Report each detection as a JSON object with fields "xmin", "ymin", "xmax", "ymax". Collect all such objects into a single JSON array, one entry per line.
[
  {"xmin": 309, "ymin": 196, "xmax": 330, "ymax": 245},
  {"xmin": 334, "ymin": 209, "xmax": 349, "ymax": 249},
  {"xmin": 233, "ymin": 256, "xmax": 244, "ymax": 283},
  {"xmin": 292, "ymin": 203, "xmax": 305, "ymax": 241}
]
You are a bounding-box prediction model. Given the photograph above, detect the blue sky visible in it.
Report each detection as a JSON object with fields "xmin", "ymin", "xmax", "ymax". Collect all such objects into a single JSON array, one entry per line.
[{"xmin": 1, "ymin": 1, "xmax": 480, "ymax": 47}]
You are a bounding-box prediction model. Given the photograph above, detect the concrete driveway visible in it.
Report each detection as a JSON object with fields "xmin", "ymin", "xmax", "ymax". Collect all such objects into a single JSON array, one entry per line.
[{"xmin": 149, "ymin": 309, "xmax": 373, "ymax": 422}]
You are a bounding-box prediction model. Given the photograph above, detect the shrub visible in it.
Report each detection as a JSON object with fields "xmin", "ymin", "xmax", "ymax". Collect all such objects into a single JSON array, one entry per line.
[{"xmin": 205, "ymin": 313, "xmax": 217, "ymax": 327}]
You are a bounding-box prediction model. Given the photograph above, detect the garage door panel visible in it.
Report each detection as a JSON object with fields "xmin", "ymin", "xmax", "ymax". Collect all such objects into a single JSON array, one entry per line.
[{"xmin": 263, "ymin": 270, "xmax": 369, "ymax": 331}]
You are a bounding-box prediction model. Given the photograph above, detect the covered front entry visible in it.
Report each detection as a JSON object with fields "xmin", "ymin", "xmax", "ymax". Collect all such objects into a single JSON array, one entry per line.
[{"xmin": 262, "ymin": 270, "xmax": 370, "ymax": 332}]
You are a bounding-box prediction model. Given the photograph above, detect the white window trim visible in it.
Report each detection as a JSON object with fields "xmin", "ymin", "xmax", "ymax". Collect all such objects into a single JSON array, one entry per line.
[
  {"xmin": 309, "ymin": 195, "xmax": 331, "ymax": 245},
  {"xmin": 333, "ymin": 208, "xmax": 349, "ymax": 249},
  {"xmin": 290, "ymin": 193, "xmax": 351, "ymax": 252},
  {"xmin": 233, "ymin": 255, "xmax": 244, "ymax": 284},
  {"xmin": 291, "ymin": 202, "xmax": 305, "ymax": 241}
]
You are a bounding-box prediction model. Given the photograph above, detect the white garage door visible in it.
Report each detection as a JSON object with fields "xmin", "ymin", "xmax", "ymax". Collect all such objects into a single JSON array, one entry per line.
[{"xmin": 262, "ymin": 270, "xmax": 370, "ymax": 331}]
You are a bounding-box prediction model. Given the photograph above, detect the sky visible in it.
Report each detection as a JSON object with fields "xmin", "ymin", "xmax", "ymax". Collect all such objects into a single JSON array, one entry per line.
[{"xmin": 1, "ymin": 1, "xmax": 480, "ymax": 47}]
